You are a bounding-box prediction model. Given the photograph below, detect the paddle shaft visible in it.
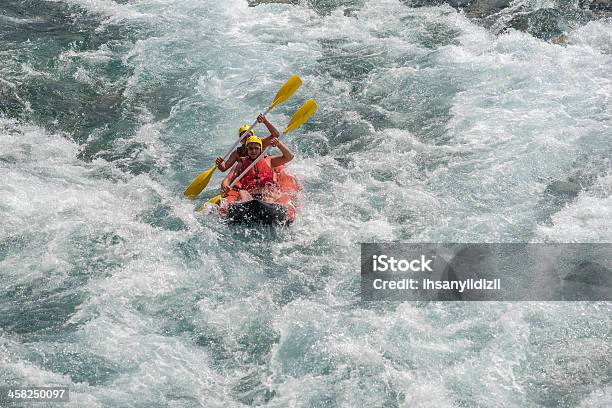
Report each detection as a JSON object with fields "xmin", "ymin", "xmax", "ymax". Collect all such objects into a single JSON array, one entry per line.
[
  {"xmin": 228, "ymin": 138, "xmax": 283, "ymax": 189},
  {"xmin": 221, "ymin": 106, "xmax": 272, "ymax": 162},
  {"xmin": 228, "ymin": 99, "xmax": 317, "ymax": 189}
]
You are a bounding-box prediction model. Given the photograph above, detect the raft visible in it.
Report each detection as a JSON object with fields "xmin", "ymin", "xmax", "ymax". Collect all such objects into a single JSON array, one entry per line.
[{"xmin": 218, "ymin": 167, "xmax": 300, "ymax": 225}]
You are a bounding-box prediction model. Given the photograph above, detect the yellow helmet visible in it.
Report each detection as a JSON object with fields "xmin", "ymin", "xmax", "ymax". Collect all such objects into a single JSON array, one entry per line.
[
  {"xmin": 238, "ymin": 125, "xmax": 254, "ymax": 137},
  {"xmin": 244, "ymin": 135, "xmax": 262, "ymax": 149}
]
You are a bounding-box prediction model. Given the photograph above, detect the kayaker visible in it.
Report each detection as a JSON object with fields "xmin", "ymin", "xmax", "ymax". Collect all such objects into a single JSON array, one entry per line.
[
  {"xmin": 220, "ymin": 135, "xmax": 294, "ymax": 202},
  {"xmin": 215, "ymin": 113, "xmax": 279, "ymax": 172}
]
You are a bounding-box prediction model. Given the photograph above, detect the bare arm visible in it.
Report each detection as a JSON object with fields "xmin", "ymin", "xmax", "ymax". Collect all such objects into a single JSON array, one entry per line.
[
  {"xmin": 269, "ymin": 138, "xmax": 294, "ymax": 168},
  {"xmin": 221, "ymin": 162, "xmax": 240, "ymax": 192},
  {"xmin": 258, "ymin": 113, "xmax": 280, "ymax": 148},
  {"xmin": 216, "ymin": 150, "xmax": 239, "ymax": 172}
]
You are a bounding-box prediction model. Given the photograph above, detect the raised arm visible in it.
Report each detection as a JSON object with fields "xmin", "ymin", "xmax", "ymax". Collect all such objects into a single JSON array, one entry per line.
[
  {"xmin": 258, "ymin": 113, "xmax": 280, "ymax": 149},
  {"xmin": 269, "ymin": 138, "xmax": 294, "ymax": 168}
]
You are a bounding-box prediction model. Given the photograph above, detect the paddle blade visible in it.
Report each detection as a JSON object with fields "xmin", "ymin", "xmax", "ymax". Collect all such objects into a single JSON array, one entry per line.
[
  {"xmin": 209, "ymin": 194, "xmax": 222, "ymax": 205},
  {"xmin": 195, "ymin": 194, "xmax": 221, "ymax": 212},
  {"xmin": 284, "ymin": 99, "xmax": 317, "ymax": 134},
  {"xmin": 183, "ymin": 165, "xmax": 217, "ymax": 199},
  {"xmin": 269, "ymin": 75, "xmax": 302, "ymax": 109}
]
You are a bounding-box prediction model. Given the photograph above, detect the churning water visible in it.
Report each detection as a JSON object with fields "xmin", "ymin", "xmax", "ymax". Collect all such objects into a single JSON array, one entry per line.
[{"xmin": 1, "ymin": 0, "xmax": 611, "ymax": 406}]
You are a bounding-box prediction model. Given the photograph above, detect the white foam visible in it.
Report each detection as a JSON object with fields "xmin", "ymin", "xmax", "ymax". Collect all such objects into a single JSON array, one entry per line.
[
  {"xmin": 3, "ymin": 0, "xmax": 611, "ymax": 405},
  {"xmin": 568, "ymin": 19, "xmax": 612, "ymax": 55},
  {"xmin": 536, "ymin": 174, "xmax": 612, "ymax": 242},
  {"xmin": 53, "ymin": 0, "xmax": 149, "ymax": 21}
]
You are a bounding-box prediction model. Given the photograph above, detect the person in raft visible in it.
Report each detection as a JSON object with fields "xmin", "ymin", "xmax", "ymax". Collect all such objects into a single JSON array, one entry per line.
[
  {"xmin": 215, "ymin": 113, "xmax": 279, "ymax": 172},
  {"xmin": 220, "ymin": 135, "xmax": 294, "ymax": 202}
]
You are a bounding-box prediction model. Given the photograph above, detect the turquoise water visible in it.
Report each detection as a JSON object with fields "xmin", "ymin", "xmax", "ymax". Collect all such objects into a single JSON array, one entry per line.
[{"xmin": 1, "ymin": 0, "xmax": 611, "ymax": 406}]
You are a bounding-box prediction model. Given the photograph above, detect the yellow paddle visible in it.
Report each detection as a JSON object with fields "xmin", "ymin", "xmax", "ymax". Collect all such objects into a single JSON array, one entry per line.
[
  {"xmin": 200, "ymin": 99, "xmax": 317, "ymax": 210},
  {"xmin": 183, "ymin": 74, "xmax": 302, "ymax": 199}
]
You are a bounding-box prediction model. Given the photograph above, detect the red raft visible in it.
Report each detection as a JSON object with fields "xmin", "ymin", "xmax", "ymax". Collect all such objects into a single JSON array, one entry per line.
[{"xmin": 218, "ymin": 167, "xmax": 301, "ymax": 225}]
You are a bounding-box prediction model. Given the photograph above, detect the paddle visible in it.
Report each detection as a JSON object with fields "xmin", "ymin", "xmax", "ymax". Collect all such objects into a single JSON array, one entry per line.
[
  {"xmin": 203, "ymin": 99, "xmax": 317, "ymax": 208},
  {"xmin": 183, "ymin": 74, "xmax": 302, "ymax": 199}
]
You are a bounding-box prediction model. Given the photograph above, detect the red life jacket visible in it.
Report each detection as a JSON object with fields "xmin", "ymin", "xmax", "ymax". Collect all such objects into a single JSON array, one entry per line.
[{"xmin": 236, "ymin": 155, "xmax": 276, "ymax": 191}]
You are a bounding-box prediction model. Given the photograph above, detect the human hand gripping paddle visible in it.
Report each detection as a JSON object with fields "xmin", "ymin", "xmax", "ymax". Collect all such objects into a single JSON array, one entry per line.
[
  {"xmin": 183, "ymin": 74, "xmax": 302, "ymax": 199},
  {"xmin": 202, "ymin": 98, "xmax": 317, "ymax": 209}
]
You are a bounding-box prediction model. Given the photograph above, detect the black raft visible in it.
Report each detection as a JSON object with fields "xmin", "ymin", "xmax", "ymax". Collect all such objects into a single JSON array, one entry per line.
[{"xmin": 226, "ymin": 199, "xmax": 290, "ymax": 225}]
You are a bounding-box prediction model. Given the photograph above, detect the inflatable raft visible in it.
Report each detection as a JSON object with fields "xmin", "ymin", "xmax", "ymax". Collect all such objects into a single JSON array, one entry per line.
[{"xmin": 218, "ymin": 167, "xmax": 300, "ymax": 225}]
